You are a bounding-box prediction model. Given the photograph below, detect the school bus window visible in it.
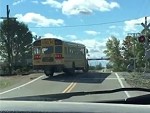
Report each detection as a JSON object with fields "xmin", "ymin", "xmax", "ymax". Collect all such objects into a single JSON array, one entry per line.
[
  {"xmin": 72, "ymin": 48, "xmax": 74, "ymax": 54},
  {"xmin": 55, "ymin": 46, "xmax": 62, "ymax": 53},
  {"xmin": 34, "ymin": 47, "xmax": 41, "ymax": 54},
  {"xmin": 55, "ymin": 39, "xmax": 62, "ymax": 45},
  {"xmin": 70, "ymin": 48, "xmax": 73, "ymax": 54},
  {"xmin": 42, "ymin": 46, "xmax": 53, "ymax": 54},
  {"xmin": 80, "ymin": 48, "xmax": 84, "ymax": 55},
  {"xmin": 74, "ymin": 49, "xmax": 76, "ymax": 55},
  {"xmin": 69, "ymin": 48, "xmax": 71, "ymax": 54},
  {"xmin": 64, "ymin": 47, "xmax": 68, "ymax": 54},
  {"xmin": 74, "ymin": 48, "xmax": 76, "ymax": 55},
  {"xmin": 77, "ymin": 48, "xmax": 79, "ymax": 55}
]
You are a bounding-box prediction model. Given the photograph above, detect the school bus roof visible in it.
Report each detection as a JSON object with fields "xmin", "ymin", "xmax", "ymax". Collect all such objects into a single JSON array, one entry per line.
[
  {"xmin": 33, "ymin": 38, "xmax": 85, "ymax": 47},
  {"xmin": 63, "ymin": 41, "xmax": 85, "ymax": 47}
]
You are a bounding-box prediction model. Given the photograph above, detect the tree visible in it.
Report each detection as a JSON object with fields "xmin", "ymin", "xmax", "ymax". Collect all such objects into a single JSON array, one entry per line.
[
  {"xmin": 121, "ymin": 36, "xmax": 134, "ymax": 70},
  {"xmin": 95, "ymin": 62, "xmax": 103, "ymax": 70},
  {"xmin": 135, "ymin": 39, "xmax": 145, "ymax": 70},
  {"xmin": 106, "ymin": 62, "xmax": 113, "ymax": 69},
  {"xmin": 0, "ymin": 19, "xmax": 33, "ymax": 74},
  {"xmin": 89, "ymin": 65, "xmax": 96, "ymax": 70},
  {"xmin": 104, "ymin": 36, "xmax": 123, "ymax": 71}
]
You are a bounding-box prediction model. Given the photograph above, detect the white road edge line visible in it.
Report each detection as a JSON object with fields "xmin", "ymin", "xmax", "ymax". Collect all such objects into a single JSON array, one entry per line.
[
  {"xmin": 115, "ymin": 73, "xmax": 130, "ymax": 98},
  {"xmin": 0, "ymin": 75, "xmax": 44, "ymax": 95},
  {"xmin": 81, "ymin": 78, "xmax": 124, "ymax": 80}
]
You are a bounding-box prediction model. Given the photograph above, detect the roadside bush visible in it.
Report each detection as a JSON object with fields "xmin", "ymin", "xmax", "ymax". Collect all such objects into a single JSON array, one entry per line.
[
  {"xmin": 0, "ymin": 65, "xmax": 9, "ymax": 75},
  {"xmin": 15, "ymin": 69, "xmax": 22, "ymax": 75}
]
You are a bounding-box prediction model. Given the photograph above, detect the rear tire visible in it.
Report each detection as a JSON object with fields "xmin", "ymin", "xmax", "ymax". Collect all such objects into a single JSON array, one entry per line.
[
  {"xmin": 83, "ymin": 63, "xmax": 89, "ymax": 73},
  {"xmin": 44, "ymin": 69, "xmax": 54, "ymax": 77},
  {"xmin": 65, "ymin": 62, "xmax": 75, "ymax": 75},
  {"xmin": 70, "ymin": 62, "xmax": 75, "ymax": 75}
]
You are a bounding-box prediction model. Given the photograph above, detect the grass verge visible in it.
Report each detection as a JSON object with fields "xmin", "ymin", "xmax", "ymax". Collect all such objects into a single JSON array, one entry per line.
[
  {"xmin": 0, "ymin": 79, "xmax": 14, "ymax": 89},
  {"xmin": 124, "ymin": 72, "xmax": 150, "ymax": 89},
  {"xmin": 0, "ymin": 73, "xmax": 42, "ymax": 90}
]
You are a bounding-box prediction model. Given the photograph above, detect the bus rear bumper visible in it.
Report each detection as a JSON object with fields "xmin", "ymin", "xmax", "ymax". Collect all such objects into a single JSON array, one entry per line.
[{"xmin": 33, "ymin": 65, "xmax": 64, "ymax": 72}]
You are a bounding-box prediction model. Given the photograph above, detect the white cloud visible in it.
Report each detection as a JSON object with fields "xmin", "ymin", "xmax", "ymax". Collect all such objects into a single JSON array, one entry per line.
[
  {"xmin": 109, "ymin": 32, "xmax": 120, "ymax": 37},
  {"xmin": 42, "ymin": 33, "xmax": 64, "ymax": 40},
  {"xmin": 13, "ymin": 0, "xmax": 25, "ymax": 5},
  {"xmin": 85, "ymin": 30, "xmax": 101, "ymax": 36},
  {"xmin": 66, "ymin": 35, "xmax": 78, "ymax": 40},
  {"xmin": 15, "ymin": 12, "xmax": 64, "ymax": 27},
  {"xmin": 124, "ymin": 16, "xmax": 150, "ymax": 32},
  {"xmin": 41, "ymin": 0, "xmax": 120, "ymax": 15},
  {"xmin": 41, "ymin": 0, "xmax": 62, "ymax": 8},
  {"xmin": 31, "ymin": 0, "xmax": 39, "ymax": 4},
  {"xmin": 62, "ymin": 0, "xmax": 120, "ymax": 15},
  {"xmin": 32, "ymin": 32, "xmax": 37, "ymax": 36},
  {"xmin": 109, "ymin": 25, "xmax": 116, "ymax": 29}
]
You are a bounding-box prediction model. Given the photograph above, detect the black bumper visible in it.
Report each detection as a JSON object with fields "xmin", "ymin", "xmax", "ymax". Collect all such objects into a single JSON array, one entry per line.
[{"xmin": 33, "ymin": 65, "xmax": 64, "ymax": 71}]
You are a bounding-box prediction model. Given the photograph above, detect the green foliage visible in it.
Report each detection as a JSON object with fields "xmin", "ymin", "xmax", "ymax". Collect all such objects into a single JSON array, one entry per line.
[
  {"xmin": 121, "ymin": 36, "xmax": 134, "ymax": 70},
  {"xmin": 0, "ymin": 19, "xmax": 33, "ymax": 71},
  {"xmin": 106, "ymin": 63, "xmax": 113, "ymax": 69},
  {"xmin": 104, "ymin": 30, "xmax": 150, "ymax": 72},
  {"xmin": 122, "ymin": 35, "xmax": 146, "ymax": 71},
  {"xmin": 89, "ymin": 65, "xmax": 96, "ymax": 70},
  {"xmin": 95, "ymin": 63, "xmax": 103, "ymax": 70},
  {"xmin": 89, "ymin": 62, "xmax": 103, "ymax": 70},
  {"xmin": 104, "ymin": 36, "xmax": 123, "ymax": 71}
]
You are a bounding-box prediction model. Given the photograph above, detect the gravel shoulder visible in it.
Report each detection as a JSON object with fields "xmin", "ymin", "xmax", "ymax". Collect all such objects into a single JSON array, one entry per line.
[
  {"xmin": 122, "ymin": 72, "xmax": 150, "ymax": 89},
  {"xmin": 0, "ymin": 73, "xmax": 43, "ymax": 92}
]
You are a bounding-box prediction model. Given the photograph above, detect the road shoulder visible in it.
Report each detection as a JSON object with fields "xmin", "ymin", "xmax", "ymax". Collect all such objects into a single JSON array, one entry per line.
[
  {"xmin": 115, "ymin": 72, "xmax": 150, "ymax": 97},
  {"xmin": 0, "ymin": 73, "xmax": 43, "ymax": 93}
]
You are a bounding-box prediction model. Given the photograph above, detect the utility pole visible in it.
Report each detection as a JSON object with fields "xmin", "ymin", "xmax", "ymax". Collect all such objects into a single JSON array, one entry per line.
[
  {"xmin": 7, "ymin": 5, "xmax": 12, "ymax": 75},
  {"xmin": 0, "ymin": 5, "xmax": 16, "ymax": 75}
]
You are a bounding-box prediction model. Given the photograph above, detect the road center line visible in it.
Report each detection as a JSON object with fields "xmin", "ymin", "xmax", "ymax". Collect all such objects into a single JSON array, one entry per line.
[
  {"xmin": 62, "ymin": 82, "xmax": 77, "ymax": 93},
  {"xmin": 115, "ymin": 73, "xmax": 130, "ymax": 98},
  {"xmin": 0, "ymin": 75, "xmax": 44, "ymax": 95},
  {"xmin": 62, "ymin": 82, "xmax": 75, "ymax": 93},
  {"xmin": 59, "ymin": 82, "xmax": 77, "ymax": 102},
  {"xmin": 67, "ymin": 83, "xmax": 76, "ymax": 93}
]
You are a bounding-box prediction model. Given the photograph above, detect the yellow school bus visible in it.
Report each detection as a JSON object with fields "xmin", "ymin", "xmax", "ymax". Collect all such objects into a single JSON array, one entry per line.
[{"xmin": 32, "ymin": 38, "xmax": 89, "ymax": 77}]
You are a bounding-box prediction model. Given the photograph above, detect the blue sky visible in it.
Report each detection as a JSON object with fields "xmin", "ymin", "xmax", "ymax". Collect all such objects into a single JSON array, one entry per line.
[{"xmin": 1, "ymin": 0, "xmax": 150, "ymax": 66}]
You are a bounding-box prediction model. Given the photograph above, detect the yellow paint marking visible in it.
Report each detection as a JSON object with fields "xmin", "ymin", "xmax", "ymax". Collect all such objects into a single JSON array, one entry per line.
[
  {"xmin": 62, "ymin": 82, "xmax": 74, "ymax": 93},
  {"xmin": 62, "ymin": 82, "xmax": 77, "ymax": 93},
  {"xmin": 66, "ymin": 83, "xmax": 77, "ymax": 93}
]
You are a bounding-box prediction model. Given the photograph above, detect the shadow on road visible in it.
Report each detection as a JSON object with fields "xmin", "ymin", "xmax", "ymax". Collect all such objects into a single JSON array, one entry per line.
[{"xmin": 42, "ymin": 71, "xmax": 111, "ymax": 84}]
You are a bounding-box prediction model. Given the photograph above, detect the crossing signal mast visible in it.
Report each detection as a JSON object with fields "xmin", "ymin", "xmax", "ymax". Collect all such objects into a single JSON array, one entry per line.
[
  {"xmin": 138, "ymin": 35, "xmax": 145, "ymax": 43},
  {"xmin": 138, "ymin": 17, "xmax": 150, "ymax": 43},
  {"xmin": 138, "ymin": 35, "xmax": 150, "ymax": 43},
  {"xmin": 138, "ymin": 17, "xmax": 150, "ymax": 72}
]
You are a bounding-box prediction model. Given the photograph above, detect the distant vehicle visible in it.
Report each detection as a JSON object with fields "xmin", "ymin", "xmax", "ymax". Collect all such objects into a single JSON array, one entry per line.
[{"xmin": 32, "ymin": 38, "xmax": 89, "ymax": 77}]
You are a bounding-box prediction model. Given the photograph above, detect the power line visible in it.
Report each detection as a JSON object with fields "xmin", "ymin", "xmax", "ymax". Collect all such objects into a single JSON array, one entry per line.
[
  {"xmin": 29, "ymin": 16, "xmax": 150, "ymax": 29},
  {"xmin": 30, "ymin": 20, "xmax": 125, "ymax": 28}
]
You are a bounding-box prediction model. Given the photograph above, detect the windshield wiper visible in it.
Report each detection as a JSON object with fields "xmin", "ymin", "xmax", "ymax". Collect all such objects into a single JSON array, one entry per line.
[{"xmin": 1, "ymin": 87, "xmax": 150, "ymax": 104}]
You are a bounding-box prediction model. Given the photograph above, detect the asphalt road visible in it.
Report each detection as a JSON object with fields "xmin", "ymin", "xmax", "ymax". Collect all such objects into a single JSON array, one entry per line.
[{"xmin": 0, "ymin": 71, "xmax": 149, "ymax": 102}]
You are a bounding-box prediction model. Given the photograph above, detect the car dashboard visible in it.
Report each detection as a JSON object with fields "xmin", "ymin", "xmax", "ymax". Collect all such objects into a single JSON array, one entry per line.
[{"xmin": 0, "ymin": 101, "xmax": 150, "ymax": 113}]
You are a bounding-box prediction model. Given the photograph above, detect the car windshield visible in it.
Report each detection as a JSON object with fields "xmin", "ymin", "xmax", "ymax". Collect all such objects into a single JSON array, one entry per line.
[{"xmin": 0, "ymin": 0, "xmax": 150, "ymax": 103}]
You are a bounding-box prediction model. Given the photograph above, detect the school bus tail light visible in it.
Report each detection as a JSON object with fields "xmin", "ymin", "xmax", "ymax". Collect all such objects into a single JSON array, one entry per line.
[
  {"xmin": 55, "ymin": 54, "xmax": 63, "ymax": 59},
  {"xmin": 34, "ymin": 54, "xmax": 41, "ymax": 60}
]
